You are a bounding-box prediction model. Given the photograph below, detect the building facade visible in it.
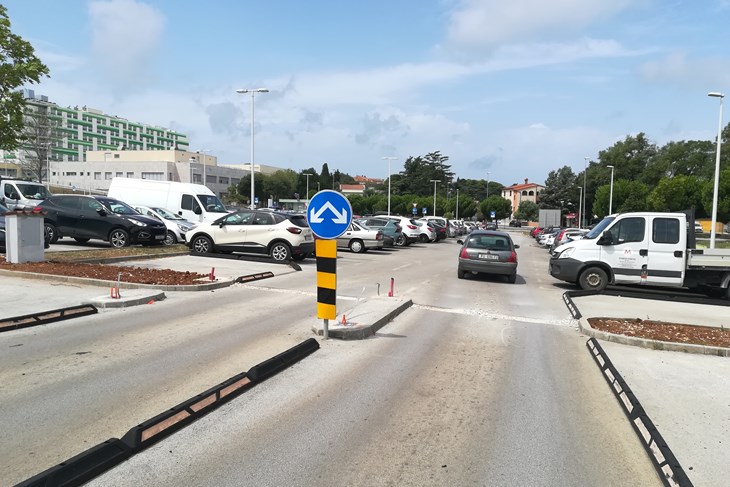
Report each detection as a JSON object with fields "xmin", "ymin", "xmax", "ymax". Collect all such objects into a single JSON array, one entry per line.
[{"xmin": 501, "ymin": 178, "xmax": 545, "ymax": 219}]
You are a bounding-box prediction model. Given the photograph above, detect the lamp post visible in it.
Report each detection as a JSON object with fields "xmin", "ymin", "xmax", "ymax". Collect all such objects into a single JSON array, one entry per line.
[
  {"xmin": 582, "ymin": 157, "xmax": 589, "ymax": 228},
  {"xmin": 236, "ymin": 88, "xmax": 269, "ymax": 209},
  {"xmin": 606, "ymin": 165, "xmax": 615, "ymax": 215},
  {"xmin": 104, "ymin": 152, "xmax": 111, "ymax": 189},
  {"xmin": 456, "ymin": 189, "xmax": 460, "ymax": 220},
  {"xmin": 303, "ymin": 172, "xmax": 314, "ymax": 201},
  {"xmin": 198, "ymin": 149, "xmax": 210, "ymax": 186},
  {"xmin": 430, "ymin": 179, "xmax": 441, "ymax": 216},
  {"xmin": 708, "ymin": 91, "xmax": 724, "ymax": 248},
  {"xmin": 486, "ymin": 171, "xmax": 491, "ymax": 198},
  {"xmin": 578, "ymin": 186, "xmax": 583, "ymax": 229},
  {"xmin": 382, "ymin": 156, "xmax": 397, "ymax": 216}
]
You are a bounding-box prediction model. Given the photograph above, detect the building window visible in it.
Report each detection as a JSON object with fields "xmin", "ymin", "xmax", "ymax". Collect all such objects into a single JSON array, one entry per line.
[
  {"xmin": 65, "ymin": 171, "xmax": 77, "ymax": 176},
  {"xmin": 141, "ymin": 172, "xmax": 164, "ymax": 180},
  {"xmin": 126, "ymin": 172, "xmax": 134, "ymax": 178},
  {"xmin": 94, "ymin": 172, "xmax": 102, "ymax": 180},
  {"xmin": 116, "ymin": 172, "xmax": 123, "ymax": 177},
  {"xmin": 218, "ymin": 176, "xmax": 229, "ymax": 185},
  {"xmin": 104, "ymin": 172, "xmax": 112, "ymax": 180},
  {"xmin": 231, "ymin": 178, "xmax": 240, "ymax": 186}
]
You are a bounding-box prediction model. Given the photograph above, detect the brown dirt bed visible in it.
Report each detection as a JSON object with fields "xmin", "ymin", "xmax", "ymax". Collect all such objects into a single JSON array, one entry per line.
[{"xmin": 588, "ymin": 317, "xmax": 730, "ymax": 349}]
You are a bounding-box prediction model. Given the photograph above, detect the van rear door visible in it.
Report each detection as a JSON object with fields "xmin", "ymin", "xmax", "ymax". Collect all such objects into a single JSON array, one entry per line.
[{"xmin": 645, "ymin": 215, "xmax": 685, "ymax": 287}]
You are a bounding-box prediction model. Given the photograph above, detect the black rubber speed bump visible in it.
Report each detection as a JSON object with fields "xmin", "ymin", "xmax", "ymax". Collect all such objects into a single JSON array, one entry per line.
[
  {"xmin": 0, "ymin": 304, "xmax": 98, "ymax": 333},
  {"xmin": 247, "ymin": 338, "xmax": 320, "ymax": 382},
  {"xmin": 236, "ymin": 271, "xmax": 275, "ymax": 283}
]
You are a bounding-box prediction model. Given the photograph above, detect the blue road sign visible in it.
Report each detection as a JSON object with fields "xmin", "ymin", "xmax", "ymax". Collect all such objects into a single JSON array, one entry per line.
[
  {"xmin": 422, "ymin": 207, "xmax": 427, "ymax": 214},
  {"xmin": 490, "ymin": 211, "xmax": 496, "ymax": 218},
  {"xmin": 412, "ymin": 207, "xmax": 417, "ymax": 215},
  {"xmin": 307, "ymin": 190, "xmax": 353, "ymax": 239}
]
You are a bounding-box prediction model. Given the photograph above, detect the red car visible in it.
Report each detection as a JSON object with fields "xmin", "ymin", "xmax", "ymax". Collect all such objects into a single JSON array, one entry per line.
[{"xmin": 530, "ymin": 227, "xmax": 543, "ymax": 237}]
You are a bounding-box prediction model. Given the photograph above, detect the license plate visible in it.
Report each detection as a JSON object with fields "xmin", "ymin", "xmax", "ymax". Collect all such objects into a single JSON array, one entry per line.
[
  {"xmin": 155, "ymin": 234, "xmax": 165, "ymax": 240},
  {"xmin": 304, "ymin": 234, "xmax": 312, "ymax": 240},
  {"xmin": 478, "ymin": 253, "xmax": 498, "ymax": 260}
]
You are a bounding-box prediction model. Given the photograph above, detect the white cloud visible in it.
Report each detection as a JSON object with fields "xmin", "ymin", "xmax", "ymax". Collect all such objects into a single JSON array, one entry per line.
[
  {"xmin": 88, "ymin": 0, "xmax": 165, "ymax": 89},
  {"xmin": 446, "ymin": 0, "xmax": 634, "ymax": 49},
  {"xmin": 639, "ymin": 51, "xmax": 730, "ymax": 89}
]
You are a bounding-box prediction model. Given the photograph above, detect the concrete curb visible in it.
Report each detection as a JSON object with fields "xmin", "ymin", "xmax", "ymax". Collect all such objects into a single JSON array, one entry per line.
[
  {"xmin": 311, "ymin": 298, "xmax": 413, "ymax": 340},
  {"xmin": 84, "ymin": 290, "xmax": 167, "ymax": 309},
  {"xmin": 0, "ymin": 268, "xmax": 235, "ymax": 292},
  {"xmin": 45, "ymin": 249, "xmax": 191, "ymax": 265}
]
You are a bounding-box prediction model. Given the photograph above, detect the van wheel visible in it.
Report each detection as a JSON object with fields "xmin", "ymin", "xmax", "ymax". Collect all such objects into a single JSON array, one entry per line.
[
  {"xmin": 578, "ymin": 267, "xmax": 608, "ymax": 291},
  {"xmin": 163, "ymin": 231, "xmax": 177, "ymax": 246},
  {"xmin": 109, "ymin": 229, "xmax": 130, "ymax": 248},
  {"xmin": 191, "ymin": 235, "xmax": 213, "ymax": 254},
  {"xmin": 44, "ymin": 223, "xmax": 59, "ymax": 244},
  {"xmin": 270, "ymin": 242, "xmax": 291, "ymax": 261}
]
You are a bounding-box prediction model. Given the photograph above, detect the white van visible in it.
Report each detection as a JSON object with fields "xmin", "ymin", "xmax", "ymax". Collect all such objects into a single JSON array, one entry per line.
[
  {"xmin": 107, "ymin": 178, "xmax": 229, "ymax": 223},
  {"xmin": 0, "ymin": 178, "xmax": 52, "ymax": 211}
]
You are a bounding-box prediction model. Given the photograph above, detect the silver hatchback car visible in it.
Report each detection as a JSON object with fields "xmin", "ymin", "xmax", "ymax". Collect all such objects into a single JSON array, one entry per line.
[{"xmin": 457, "ymin": 230, "xmax": 519, "ymax": 283}]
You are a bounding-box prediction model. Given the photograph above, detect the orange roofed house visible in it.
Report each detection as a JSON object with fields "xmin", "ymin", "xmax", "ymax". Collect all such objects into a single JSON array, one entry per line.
[{"xmin": 501, "ymin": 178, "xmax": 544, "ymax": 220}]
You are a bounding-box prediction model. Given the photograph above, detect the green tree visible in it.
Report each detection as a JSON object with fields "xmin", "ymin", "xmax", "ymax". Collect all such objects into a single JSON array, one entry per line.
[
  {"xmin": 264, "ymin": 169, "xmax": 298, "ymax": 201},
  {"xmin": 320, "ymin": 163, "xmax": 331, "ymax": 190},
  {"xmin": 646, "ymin": 175, "xmax": 704, "ymax": 213},
  {"xmin": 236, "ymin": 173, "xmax": 267, "ymax": 207},
  {"xmin": 395, "ymin": 151, "xmax": 454, "ymax": 196},
  {"xmin": 701, "ymin": 168, "xmax": 730, "ymax": 223},
  {"xmin": 0, "ymin": 5, "xmax": 50, "ymax": 151},
  {"xmin": 644, "ymin": 140, "xmax": 715, "ymax": 184},
  {"xmin": 480, "ymin": 195, "xmax": 511, "ymax": 221},
  {"xmin": 514, "ymin": 200, "xmax": 539, "ymax": 221},
  {"xmin": 538, "ymin": 165, "xmax": 578, "ymax": 209}
]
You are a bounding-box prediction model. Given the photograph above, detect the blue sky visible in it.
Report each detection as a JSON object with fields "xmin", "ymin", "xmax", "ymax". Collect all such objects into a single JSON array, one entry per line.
[{"xmin": 6, "ymin": 0, "xmax": 730, "ymax": 187}]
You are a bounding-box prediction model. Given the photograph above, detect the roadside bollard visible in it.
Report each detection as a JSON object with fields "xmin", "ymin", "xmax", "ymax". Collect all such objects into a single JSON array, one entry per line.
[
  {"xmin": 388, "ymin": 277, "xmax": 394, "ymax": 297},
  {"xmin": 209, "ymin": 267, "xmax": 215, "ymax": 281}
]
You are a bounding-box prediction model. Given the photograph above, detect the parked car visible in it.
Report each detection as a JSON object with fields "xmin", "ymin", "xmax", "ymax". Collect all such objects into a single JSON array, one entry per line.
[
  {"xmin": 356, "ymin": 217, "xmax": 403, "ymax": 247},
  {"xmin": 423, "ymin": 216, "xmax": 452, "ymax": 237},
  {"xmin": 38, "ymin": 195, "xmax": 167, "ymax": 248},
  {"xmin": 508, "ymin": 220, "xmax": 522, "ymax": 227},
  {"xmin": 414, "ymin": 220, "xmax": 437, "ymax": 242},
  {"xmin": 1, "ymin": 178, "xmax": 52, "ymax": 211},
  {"xmin": 186, "ymin": 209, "xmax": 313, "ymax": 261},
  {"xmin": 457, "ymin": 230, "xmax": 519, "ymax": 283},
  {"xmin": 421, "ymin": 219, "xmax": 447, "ymax": 241},
  {"xmin": 530, "ymin": 227, "xmax": 543, "ymax": 237},
  {"xmin": 695, "ymin": 221, "xmax": 704, "ymax": 234},
  {"xmin": 385, "ymin": 216, "xmax": 421, "ymax": 245},
  {"xmin": 485, "ymin": 222, "xmax": 498, "ymax": 230},
  {"xmin": 0, "ymin": 202, "xmax": 7, "ymax": 250},
  {"xmin": 336, "ymin": 221, "xmax": 384, "ymax": 253},
  {"xmin": 133, "ymin": 205, "xmax": 198, "ymax": 245},
  {"xmin": 549, "ymin": 228, "xmax": 587, "ymax": 253},
  {"xmin": 537, "ymin": 228, "xmax": 561, "ymax": 246}
]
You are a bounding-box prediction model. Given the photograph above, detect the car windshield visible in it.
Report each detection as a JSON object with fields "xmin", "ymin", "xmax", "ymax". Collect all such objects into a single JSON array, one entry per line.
[
  {"xmin": 99, "ymin": 198, "xmax": 138, "ymax": 215},
  {"xmin": 584, "ymin": 216, "xmax": 616, "ymax": 239},
  {"xmin": 197, "ymin": 194, "xmax": 227, "ymax": 213},
  {"xmin": 467, "ymin": 235, "xmax": 511, "ymax": 250},
  {"xmin": 17, "ymin": 184, "xmax": 51, "ymax": 200},
  {"xmin": 152, "ymin": 207, "xmax": 185, "ymax": 220}
]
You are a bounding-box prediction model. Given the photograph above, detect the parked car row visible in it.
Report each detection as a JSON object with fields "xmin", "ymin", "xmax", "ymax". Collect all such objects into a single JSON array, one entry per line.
[{"xmin": 531, "ymin": 226, "xmax": 587, "ymax": 253}]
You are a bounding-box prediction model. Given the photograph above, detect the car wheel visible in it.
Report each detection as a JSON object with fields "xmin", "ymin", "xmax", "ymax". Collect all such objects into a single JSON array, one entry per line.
[
  {"xmin": 395, "ymin": 235, "xmax": 406, "ymax": 247},
  {"xmin": 73, "ymin": 237, "xmax": 90, "ymax": 243},
  {"xmin": 507, "ymin": 273, "xmax": 517, "ymax": 284},
  {"xmin": 270, "ymin": 242, "xmax": 292, "ymax": 261},
  {"xmin": 163, "ymin": 230, "xmax": 177, "ymax": 246},
  {"xmin": 457, "ymin": 268, "xmax": 466, "ymax": 279},
  {"xmin": 419, "ymin": 234, "xmax": 429, "ymax": 243},
  {"xmin": 44, "ymin": 223, "xmax": 59, "ymax": 244},
  {"xmin": 349, "ymin": 239, "xmax": 365, "ymax": 253},
  {"xmin": 578, "ymin": 266, "xmax": 608, "ymax": 292},
  {"xmin": 109, "ymin": 229, "xmax": 130, "ymax": 248},
  {"xmin": 191, "ymin": 235, "xmax": 213, "ymax": 254}
]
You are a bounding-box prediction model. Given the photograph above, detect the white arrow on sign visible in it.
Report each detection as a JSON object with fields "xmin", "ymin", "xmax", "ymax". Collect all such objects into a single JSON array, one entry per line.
[{"xmin": 309, "ymin": 201, "xmax": 349, "ymax": 224}]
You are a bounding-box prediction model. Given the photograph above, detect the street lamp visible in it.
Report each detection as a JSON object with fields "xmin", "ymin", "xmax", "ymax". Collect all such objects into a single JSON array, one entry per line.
[
  {"xmin": 198, "ymin": 149, "xmax": 210, "ymax": 186},
  {"xmin": 303, "ymin": 172, "xmax": 314, "ymax": 201},
  {"xmin": 456, "ymin": 189, "xmax": 460, "ymax": 220},
  {"xmin": 486, "ymin": 171, "xmax": 491, "ymax": 198},
  {"xmin": 582, "ymin": 157, "xmax": 589, "ymax": 228},
  {"xmin": 430, "ymin": 179, "xmax": 441, "ymax": 216},
  {"xmin": 382, "ymin": 156, "xmax": 398, "ymax": 216},
  {"xmin": 578, "ymin": 186, "xmax": 583, "ymax": 229},
  {"xmin": 708, "ymin": 91, "xmax": 724, "ymax": 248},
  {"xmin": 606, "ymin": 165, "xmax": 615, "ymax": 215},
  {"xmin": 236, "ymin": 88, "xmax": 269, "ymax": 209}
]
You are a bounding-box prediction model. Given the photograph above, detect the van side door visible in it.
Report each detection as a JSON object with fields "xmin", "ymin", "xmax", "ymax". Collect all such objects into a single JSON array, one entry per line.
[
  {"xmin": 179, "ymin": 194, "xmax": 203, "ymax": 223},
  {"xmin": 599, "ymin": 216, "xmax": 648, "ymax": 284},
  {"xmin": 645, "ymin": 216, "xmax": 685, "ymax": 287}
]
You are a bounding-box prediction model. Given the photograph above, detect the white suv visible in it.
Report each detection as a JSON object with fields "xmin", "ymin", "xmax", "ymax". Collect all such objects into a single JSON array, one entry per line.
[
  {"xmin": 186, "ymin": 209, "xmax": 314, "ymax": 261},
  {"xmin": 387, "ymin": 216, "xmax": 421, "ymax": 244}
]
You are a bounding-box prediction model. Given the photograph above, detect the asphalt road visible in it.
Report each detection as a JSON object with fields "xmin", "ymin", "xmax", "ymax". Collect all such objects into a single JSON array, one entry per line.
[{"xmin": 1, "ymin": 233, "xmax": 662, "ymax": 486}]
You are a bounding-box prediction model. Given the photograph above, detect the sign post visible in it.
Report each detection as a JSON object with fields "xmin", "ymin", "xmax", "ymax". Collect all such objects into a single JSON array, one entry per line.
[{"xmin": 307, "ymin": 190, "xmax": 353, "ymax": 339}]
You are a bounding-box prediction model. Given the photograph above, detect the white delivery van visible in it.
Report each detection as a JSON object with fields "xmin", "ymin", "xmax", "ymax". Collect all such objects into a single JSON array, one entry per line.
[
  {"xmin": 0, "ymin": 178, "xmax": 52, "ymax": 211},
  {"xmin": 107, "ymin": 178, "xmax": 229, "ymax": 223},
  {"xmin": 549, "ymin": 211, "xmax": 730, "ymax": 298}
]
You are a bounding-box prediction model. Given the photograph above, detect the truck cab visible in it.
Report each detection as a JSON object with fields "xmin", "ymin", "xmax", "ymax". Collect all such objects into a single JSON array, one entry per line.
[{"xmin": 549, "ymin": 212, "xmax": 690, "ymax": 291}]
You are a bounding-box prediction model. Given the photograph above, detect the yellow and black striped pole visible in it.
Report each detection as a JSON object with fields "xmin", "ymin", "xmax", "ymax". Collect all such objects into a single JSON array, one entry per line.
[{"xmin": 316, "ymin": 238, "xmax": 337, "ymax": 338}]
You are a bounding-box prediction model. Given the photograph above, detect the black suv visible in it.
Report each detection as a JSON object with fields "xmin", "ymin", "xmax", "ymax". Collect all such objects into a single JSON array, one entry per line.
[{"xmin": 38, "ymin": 195, "xmax": 166, "ymax": 247}]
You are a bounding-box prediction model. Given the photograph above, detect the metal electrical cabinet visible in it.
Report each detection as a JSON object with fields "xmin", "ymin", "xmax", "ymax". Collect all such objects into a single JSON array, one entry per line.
[{"xmin": 5, "ymin": 212, "xmax": 45, "ymax": 263}]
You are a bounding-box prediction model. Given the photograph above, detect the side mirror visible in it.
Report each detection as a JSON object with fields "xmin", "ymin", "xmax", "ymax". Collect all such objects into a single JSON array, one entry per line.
[
  {"xmin": 218, "ymin": 222, "xmax": 225, "ymax": 228},
  {"xmin": 194, "ymin": 207, "xmax": 202, "ymax": 215},
  {"xmin": 597, "ymin": 230, "xmax": 613, "ymax": 246},
  {"xmin": 96, "ymin": 208, "xmax": 107, "ymax": 216},
  {"xmin": 457, "ymin": 239, "xmax": 464, "ymax": 245},
  {"xmin": 514, "ymin": 244, "xmax": 520, "ymax": 249}
]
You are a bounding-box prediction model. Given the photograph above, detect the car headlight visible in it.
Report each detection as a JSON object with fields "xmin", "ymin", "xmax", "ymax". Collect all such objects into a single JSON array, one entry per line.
[
  {"xmin": 558, "ymin": 247, "xmax": 575, "ymax": 259},
  {"xmin": 177, "ymin": 223, "xmax": 193, "ymax": 232},
  {"xmin": 126, "ymin": 218, "xmax": 147, "ymax": 227}
]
